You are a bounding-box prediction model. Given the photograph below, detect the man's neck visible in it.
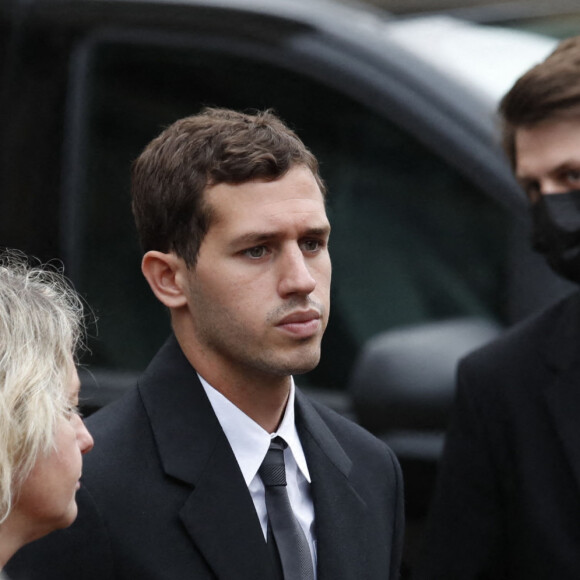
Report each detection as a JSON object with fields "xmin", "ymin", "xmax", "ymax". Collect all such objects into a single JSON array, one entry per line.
[
  {"xmin": 207, "ymin": 375, "xmax": 291, "ymax": 434},
  {"xmin": 176, "ymin": 331, "xmax": 292, "ymax": 433}
]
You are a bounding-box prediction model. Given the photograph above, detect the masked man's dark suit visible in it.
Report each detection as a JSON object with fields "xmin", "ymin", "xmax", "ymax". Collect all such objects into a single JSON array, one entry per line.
[
  {"xmin": 7, "ymin": 335, "xmax": 404, "ymax": 580},
  {"xmin": 416, "ymin": 290, "xmax": 580, "ymax": 579}
]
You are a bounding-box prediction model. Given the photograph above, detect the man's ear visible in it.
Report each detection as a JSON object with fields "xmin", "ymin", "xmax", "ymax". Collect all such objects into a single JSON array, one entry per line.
[{"xmin": 141, "ymin": 251, "xmax": 189, "ymax": 309}]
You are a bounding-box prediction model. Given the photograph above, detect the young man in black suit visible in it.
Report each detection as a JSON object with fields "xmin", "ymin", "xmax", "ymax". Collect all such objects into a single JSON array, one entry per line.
[
  {"xmin": 416, "ymin": 37, "xmax": 580, "ymax": 579},
  {"xmin": 7, "ymin": 108, "xmax": 404, "ymax": 579}
]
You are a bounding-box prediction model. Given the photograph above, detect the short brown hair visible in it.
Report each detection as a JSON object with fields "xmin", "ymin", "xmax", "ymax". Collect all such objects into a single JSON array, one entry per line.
[
  {"xmin": 131, "ymin": 107, "xmax": 325, "ymax": 267},
  {"xmin": 499, "ymin": 36, "xmax": 580, "ymax": 167}
]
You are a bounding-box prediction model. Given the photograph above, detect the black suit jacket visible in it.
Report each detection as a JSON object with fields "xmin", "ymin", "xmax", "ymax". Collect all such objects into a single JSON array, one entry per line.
[
  {"xmin": 415, "ymin": 290, "xmax": 580, "ymax": 579},
  {"xmin": 8, "ymin": 335, "xmax": 403, "ymax": 579}
]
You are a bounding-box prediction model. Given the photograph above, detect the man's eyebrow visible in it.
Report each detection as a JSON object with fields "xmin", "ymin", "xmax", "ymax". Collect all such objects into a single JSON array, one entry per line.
[
  {"xmin": 231, "ymin": 225, "xmax": 331, "ymax": 247},
  {"xmin": 518, "ymin": 160, "xmax": 580, "ymax": 181},
  {"xmin": 230, "ymin": 232, "xmax": 278, "ymax": 247},
  {"xmin": 304, "ymin": 225, "xmax": 332, "ymax": 237},
  {"xmin": 551, "ymin": 160, "xmax": 580, "ymax": 173}
]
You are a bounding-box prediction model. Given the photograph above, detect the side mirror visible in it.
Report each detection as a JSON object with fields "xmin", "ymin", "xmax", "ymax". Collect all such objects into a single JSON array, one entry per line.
[
  {"xmin": 349, "ymin": 316, "xmax": 501, "ymax": 434},
  {"xmin": 348, "ymin": 317, "xmax": 501, "ymax": 518}
]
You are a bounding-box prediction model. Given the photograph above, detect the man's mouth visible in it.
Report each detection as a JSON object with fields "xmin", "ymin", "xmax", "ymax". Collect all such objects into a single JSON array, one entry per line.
[{"xmin": 276, "ymin": 310, "xmax": 322, "ymax": 338}]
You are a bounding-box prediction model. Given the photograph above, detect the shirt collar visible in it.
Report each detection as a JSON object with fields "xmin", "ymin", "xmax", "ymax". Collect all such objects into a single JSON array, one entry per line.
[{"xmin": 198, "ymin": 374, "xmax": 311, "ymax": 485}]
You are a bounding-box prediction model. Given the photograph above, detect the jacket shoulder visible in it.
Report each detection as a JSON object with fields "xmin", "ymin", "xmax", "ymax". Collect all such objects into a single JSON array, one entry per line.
[
  {"xmin": 306, "ymin": 396, "xmax": 400, "ymax": 468},
  {"xmin": 462, "ymin": 290, "xmax": 580, "ymax": 369}
]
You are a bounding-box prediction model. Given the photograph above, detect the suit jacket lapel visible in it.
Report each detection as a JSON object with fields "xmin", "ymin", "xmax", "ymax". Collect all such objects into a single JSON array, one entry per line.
[
  {"xmin": 179, "ymin": 440, "xmax": 273, "ymax": 580},
  {"xmin": 296, "ymin": 390, "xmax": 369, "ymax": 580},
  {"xmin": 138, "ymin": 336, "xmax": 273, "ymax": 579},
  {"xmin": 542, "ymin": 292, "xmax": 580, "ymax": 494}
]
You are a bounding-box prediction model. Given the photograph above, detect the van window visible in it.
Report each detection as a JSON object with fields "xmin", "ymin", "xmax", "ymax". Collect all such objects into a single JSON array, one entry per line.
[{"xmin": 71, "ymin": 39, "xmax": 508, "ymax": 388}]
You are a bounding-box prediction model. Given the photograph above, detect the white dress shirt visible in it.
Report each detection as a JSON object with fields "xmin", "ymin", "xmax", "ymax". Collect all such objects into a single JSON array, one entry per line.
[{"xmin": 199, "ymin": 374, "xmax": 317, "ymax": 573}]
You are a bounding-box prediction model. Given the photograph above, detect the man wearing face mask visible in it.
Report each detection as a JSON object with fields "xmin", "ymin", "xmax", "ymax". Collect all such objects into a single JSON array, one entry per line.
[{"xmin": 415, "ymin": 37, "xmax": 580, "ymax": 580}]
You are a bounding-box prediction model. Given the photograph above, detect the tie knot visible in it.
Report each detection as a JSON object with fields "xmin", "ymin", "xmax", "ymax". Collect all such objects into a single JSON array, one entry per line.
[{"xmin": 259, "ymin": 437, "xmax": 288, "ymax": 487}]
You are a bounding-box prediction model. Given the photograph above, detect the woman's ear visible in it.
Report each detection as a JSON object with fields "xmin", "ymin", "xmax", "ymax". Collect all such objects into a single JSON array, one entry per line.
[{"xmin": 141, "ymin": 251, "xmax": 189, "ymax": 309}]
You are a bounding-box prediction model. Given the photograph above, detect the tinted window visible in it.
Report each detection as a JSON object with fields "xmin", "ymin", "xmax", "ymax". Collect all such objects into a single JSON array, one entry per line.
[{"xmin": 71, "ymin": 38, "xmax": 508, "ymax": 389}]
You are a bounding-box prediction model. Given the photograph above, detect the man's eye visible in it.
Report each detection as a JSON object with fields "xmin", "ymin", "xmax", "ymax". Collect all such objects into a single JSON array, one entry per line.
[
  {"xmin": 244, "ymin": 246, "xmax": 267, "ymax": 259},
  {"xmin": 566, "ymin": 170, "xmax": 580, "ymax": 184},
  {"xmin": 302, "ymin": 240, "xmax": 321, "ymax": 252}
]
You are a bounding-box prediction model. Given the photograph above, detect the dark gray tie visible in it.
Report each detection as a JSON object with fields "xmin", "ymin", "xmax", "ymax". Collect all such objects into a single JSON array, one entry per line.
[{"xmin": 259, "ymin": 437, "xmax": 315, "ymax": 580}]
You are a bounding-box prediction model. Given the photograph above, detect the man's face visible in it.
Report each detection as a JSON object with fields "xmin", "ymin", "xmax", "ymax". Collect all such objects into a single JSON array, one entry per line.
[
  {"xmin": 515, "ymin": 117, "xmax": 580, "ymax": 203},
  {"xmin": 183, "ymin": 165, "xmax": 331, "ymax": 382}
]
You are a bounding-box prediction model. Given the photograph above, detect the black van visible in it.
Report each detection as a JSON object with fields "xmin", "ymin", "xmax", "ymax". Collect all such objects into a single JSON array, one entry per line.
[{"xmin": 0, "ymin": 0, "xmax": 571, "ymax": 567}]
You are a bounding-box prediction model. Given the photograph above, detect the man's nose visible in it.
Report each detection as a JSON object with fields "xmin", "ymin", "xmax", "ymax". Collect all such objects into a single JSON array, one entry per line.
[{"xmin": 278, "ymin": 247, "xmax": 316, "ymax": 297}]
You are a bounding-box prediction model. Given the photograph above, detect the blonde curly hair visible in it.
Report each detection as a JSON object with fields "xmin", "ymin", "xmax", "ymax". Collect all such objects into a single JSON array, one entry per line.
[{"xmin": 0, "ymin": 251, "xmax": 85, "ymax": 524}]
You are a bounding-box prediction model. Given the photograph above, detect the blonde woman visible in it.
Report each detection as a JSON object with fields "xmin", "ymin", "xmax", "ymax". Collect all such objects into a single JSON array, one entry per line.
[{"xmin": 0, "ymin": 252, "xmax": 93, "ymax": 574}]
